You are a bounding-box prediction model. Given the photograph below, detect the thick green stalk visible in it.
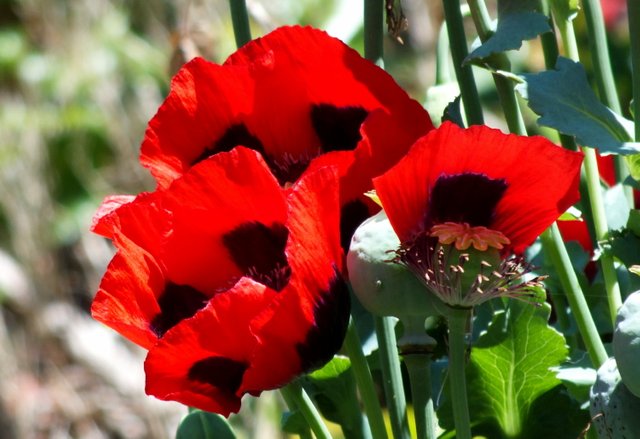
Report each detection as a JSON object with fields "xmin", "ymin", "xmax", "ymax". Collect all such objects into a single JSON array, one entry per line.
[
  {"xmin": 364, "ymin": 0, "xmax": 384, "ymax": 64},
  {"xmin": 582, "ymin": 0, "xmax": 632, "ymax": 202},
  {"xmin": 583, "ymin": 148, "xmax": 624, "ymax": 322},
  {"xmin": 446, "ymin": 307, "xmax": 472, "ymax": 439},
  {"xmin": 374, "ymin": 317, "xmax": 411, "ymax": 439},
  {"xmin": 344, "ymin": 319, "xmax": 389, "ymax": 439},
  {"xmin": 280, "ymin": 381, "xmax": 333, "ymax": 439},
  {"xmin": 228, "ymin": 0, "xmax": 252, "ymax": 48},
  {"xmin": 404, "ymin": 354, "xmax": 437, "ymax": 439},
  {"xmin": 541, "ymin": 225, "xmax": 608, "ymax": 367},
  {"xmin": 555, "ymin": 18, "xmax": 623, "ymax": 325},
  {"xmin": 441, "ymin": 0, "xmax": 484, "ymax": 125},
  {"xmin": 629, "ymin": 1, "xmax": 640, "ymax": 140},
  {"xmin": 581, "ymin": 0, "xmax": 620, "ymax": 112}
]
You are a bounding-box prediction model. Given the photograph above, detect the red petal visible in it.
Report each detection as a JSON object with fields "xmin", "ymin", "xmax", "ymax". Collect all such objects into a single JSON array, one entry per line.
[
  {"xmin": 141, "ymin": 25, "xmax": 432, "ymax": 190},
  {"xmin": 557, "ymin": 219, "xmax": 593, "ymax": 252},
  {"xmin": 91, "ymin": 236, "xmax": 164, "ymax": 349},
  {"xmin": 242, "ymin": 166, "xmax": 349, "ymax": 392},
  {"xmin": 91, "ymin": 194, "xmax": 137, "ymax": 238},
  {"xmin": 160, "ymin": 147, "xmax": 287, "ymax": 293},
  {"xmin": 140, "ymin": 58, "xmax": 256, "ymax": 188},
  {"xmin": 144, "ymin": 279, "xmax": 275, "ymax": 416},
  {"xmin": 375, "ymin": 122, "xmax": 584, "ymax": 253}
]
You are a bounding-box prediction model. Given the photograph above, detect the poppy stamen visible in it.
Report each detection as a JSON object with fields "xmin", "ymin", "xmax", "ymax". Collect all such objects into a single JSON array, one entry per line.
[{"xmin": 430, "ymin": 222, "xmax": 511, "ymax": 251}]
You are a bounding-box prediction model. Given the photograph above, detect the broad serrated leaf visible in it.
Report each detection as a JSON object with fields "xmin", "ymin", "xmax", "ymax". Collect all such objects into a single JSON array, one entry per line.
[
  {"xmin": 176, "ymin": 410, "xmax": 236, "ymax": 439},
  {"xmin": 516, "ymin": 57, "xmax": 640, "ymax": 155},
  {"xmin": 605, "ymin": 230, "xmax": 640, "ymax": 268},
  {"xmin": 439, "ymin": 300, "xmax": 572, "ymax": 438},
  {"xmin": 466, "ymin": 0, "xmax": 550, "ymax": 63}
]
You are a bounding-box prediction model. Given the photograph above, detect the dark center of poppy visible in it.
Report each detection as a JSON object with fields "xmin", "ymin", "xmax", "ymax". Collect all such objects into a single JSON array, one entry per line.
[
  {"xmin": 427, "ymin": 173, "xmax": 507, "ymax": 227},
  {"xmin": 268, "ymin": 152, "xmax": 319, "ymax": 186},
  {"xmin": 222, "ymin": 221, "xmax": 291, "ymax": 291},
  {"xmin": 187, "ymin": 356, "xmax": 248, "ymax": 397},
  {"xmin": 296, "ymin": 269, "xmax": 351, "ymax": 372},
  {"xmin": 192, "ymin": 123, "xmax": 266, "ymax": 165},
  {"xmin": 310, "ymin": 104, "xmax": 369, "ymax": 152},
  {"xmin": 150, "ymin": 283, "xmax": 210, "ymax": 337}
]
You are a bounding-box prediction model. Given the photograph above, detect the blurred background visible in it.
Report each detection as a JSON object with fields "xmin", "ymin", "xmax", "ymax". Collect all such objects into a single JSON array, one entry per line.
[{"xmin": 0, "ymin": 0, "xmax": 631, "ymax": 437}]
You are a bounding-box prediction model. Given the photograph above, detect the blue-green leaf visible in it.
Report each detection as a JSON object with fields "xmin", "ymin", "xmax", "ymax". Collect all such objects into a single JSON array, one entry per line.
[
  {"xmin": 465, "ymin": 0, "xmax": 550, "ymax": 63},
  {"xmin": 176, "ymin": 410, "xmax": 236, "ymax": 439},
  {"xmin": 516, "ymin": 57, "xmax": 640, "ymax": 155}
]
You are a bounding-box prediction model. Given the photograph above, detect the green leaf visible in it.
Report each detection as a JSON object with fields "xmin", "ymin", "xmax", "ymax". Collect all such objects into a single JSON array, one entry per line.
[
  {"xmin": 605, "ymin": 230, "xmax": 640, "ymax": 268},
  {"xmin": 603, "ymin": 184, "xmax": 631, "ymax": 231},
  {"xmin": 304, "ymin": 356, "xmax": 365, "ymax": 437},
  {"xmin": 424, "ymin": 82, "xmax": 460, "ymax": 126},
  {"xmin": 516, "ymin": 57, "xmax": 640, "ymax": 155},
  {"xmin": 466, "ymin": 0, "xmax": 550, "ymax": 63},
  {"xmin": 281, "ymin": 411, "xmax": 311, "ymax": 437},
  {"xmin": 628, "ymin": 210, "xmax": 640, "ymax": 237},
  {"xmin": 626, "ymin": 153, "xmax": 640, "ymax": 181},
  {"xmin": 440, "ymin": 301, "xmax": 577, "ymax": 438},
  {"xmin": 553, "ymin": 365, "xmax": 597, "ymax": 408},
  {"xmin": 558, "ymin": 206, "xmax": 582, "ymax": 221},
  {"xmin": 176, "ymin": 410, "xmax": 236, "ymax": 439},
  {"xmin": 441, "ymin": 95, "xmax": 464, "ymax": 127}
]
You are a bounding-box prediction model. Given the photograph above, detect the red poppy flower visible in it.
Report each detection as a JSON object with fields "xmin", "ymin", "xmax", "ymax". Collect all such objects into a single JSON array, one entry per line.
[
  {"xmin": 92, "ymin": 147, "xmax": 349, "ymax": 415},
  {"xmin": 373, "ymin": 122, "xmax": 584, "ymax": 307},
  {"xmin": 137, "ymin": 25, "xmax": 433, "ymax": 248}
]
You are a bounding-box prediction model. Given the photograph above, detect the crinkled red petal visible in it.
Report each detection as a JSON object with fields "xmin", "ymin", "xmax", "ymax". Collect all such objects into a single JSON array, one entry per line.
[
  {"xmin": 141, "ymin": 25, "xmax": 432, "ymax": 193},
  {"xmin": 144, "ymin": 279, "xmax": 274, "ymax": 416},
  {"xmin": 375, "ymin": 122, "xmax": 584, "ymax": 253},
  {"xmin": 159, "ymin": 147, "xmax": 287, "ymax": 293},
  {"xmin": 242, "ymin": 166, "xmax": 348, "ymax": 393},
  {"xmin": 91, "ymin": 236, "xmax": 164, "ymax": 349}
]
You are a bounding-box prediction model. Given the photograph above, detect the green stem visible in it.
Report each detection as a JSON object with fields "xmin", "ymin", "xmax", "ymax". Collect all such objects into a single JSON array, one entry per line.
[
  {"xmin": 404, "ymin": 354, "xmax": 437, "ymax": 439},
  {"xmin": 344, "ymin": 319, "xmax": 390, "ymax": 439},
  {"xmin": 467, "ymin": 0, "xmax": 526, "ymax": 136},
  {"xmin": 629, "ymin": 1, "xmax": 640, "ymax": 141},
  {"xmin": 583, "ymin": 148, "xmax": 623, "ymax": 323},
  {"xmin": 374, "ymin": 317, "xmax": 411, "ymax": 439},
  {"xmin": 540, "ymin": 225, "xmax": 608, "ymax": 367},
  {"xmin": 538, "ymin": 0, "xmax": 560, "ymax": 68},
  {"xmin": 228, "ymin": 0, "xmax": 252, "ymax": 48},
  {"xmin": 581, "ymin": 0, "xmax": 620, "ymax": 112},
  {"xmin": 446, "ymin": 307, "xmax": 472, "ymax": 439},
  {"xmin": 280, "ymin": 381, "xmax": 333, "ymax": 439},
  {"xmin": 364, "ymin": 0, "xmax": 384, "ymax": 64},
  {"xmin": 556, "ymin": 16, "xmax": 623, "ymax": 326},
  {"xmin": 441, "ymin": 0, "xmax": 484, "ymax": 125},
  {"xmin": 582, "ymin": 0, "xmax": 632, "ymax": 202}
]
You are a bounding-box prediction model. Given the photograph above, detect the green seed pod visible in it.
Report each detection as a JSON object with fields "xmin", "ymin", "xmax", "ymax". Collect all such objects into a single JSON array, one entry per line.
[
  {"xmin": 589, "ymin": 357, "xmax": 640, "ymax": 438},
  {"xmin": 613, "ymin": 290, "xmax": 640, "ymax": 398},
  {"xmin": 347, "ymin": 210, "xmax": 445, "ymax": 320}
]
